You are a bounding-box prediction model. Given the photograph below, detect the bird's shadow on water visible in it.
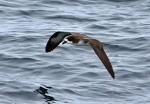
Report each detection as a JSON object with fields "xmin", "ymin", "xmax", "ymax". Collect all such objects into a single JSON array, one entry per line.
[{"xmin": 34, "ymin": 85, "xmax": 56, "ymax": 104}]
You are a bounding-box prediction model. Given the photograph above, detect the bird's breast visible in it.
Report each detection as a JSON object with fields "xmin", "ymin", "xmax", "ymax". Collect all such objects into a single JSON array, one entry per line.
[{"xmin": 77, "ymin": 40, "xmax": 89, "ymax": 45}]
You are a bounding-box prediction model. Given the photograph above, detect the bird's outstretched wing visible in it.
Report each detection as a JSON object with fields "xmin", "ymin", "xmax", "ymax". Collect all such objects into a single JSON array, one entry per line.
[
  {"xmin": 89, "ymin": 39, "xmax": 115, "ymax": 79},
  {"xmin": 45, "ymin": 31, "xmax": 71, "ymax": 52}
]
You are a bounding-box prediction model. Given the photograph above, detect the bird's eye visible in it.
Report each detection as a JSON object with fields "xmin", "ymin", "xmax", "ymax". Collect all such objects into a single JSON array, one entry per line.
[
  {"xmin": 67, "ymin": 37, "xmax": 73, "ymax": 41},
  {"xmin": 68, "ymin": 33, "xmax": 72, "ymax": 35}
]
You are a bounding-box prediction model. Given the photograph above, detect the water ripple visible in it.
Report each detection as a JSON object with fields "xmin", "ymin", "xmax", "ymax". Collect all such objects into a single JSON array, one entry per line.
[{"xmin": 44, "ymin": 15, "xmax": 97, "ymax": 22}]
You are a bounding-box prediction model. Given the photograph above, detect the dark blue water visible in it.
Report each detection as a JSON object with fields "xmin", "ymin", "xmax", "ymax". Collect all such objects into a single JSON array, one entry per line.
[{"xmin": 0, "ymin": 0, "xmax": 150, "ymax": 104}]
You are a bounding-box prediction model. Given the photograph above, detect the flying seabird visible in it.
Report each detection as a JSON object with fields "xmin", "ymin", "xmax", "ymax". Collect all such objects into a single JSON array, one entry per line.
[{"xmin": 45, "ymin": 31, "xmax": 115, "ymax": 79}]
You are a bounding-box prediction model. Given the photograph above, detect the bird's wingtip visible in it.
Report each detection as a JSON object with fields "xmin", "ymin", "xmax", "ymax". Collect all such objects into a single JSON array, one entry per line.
[
  {"xmin": 111, "ymin": 73, "xmax": 115, "ymax": 79},
  {"xmin": 45, "ymin": 46, "xmax": 51, "ymax": 53}
]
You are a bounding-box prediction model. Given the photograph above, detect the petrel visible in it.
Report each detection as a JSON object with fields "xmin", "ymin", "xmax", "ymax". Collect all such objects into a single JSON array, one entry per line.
[{"xmin": 45, "ymin": 31, "xmax": 115, "ymax": 79}]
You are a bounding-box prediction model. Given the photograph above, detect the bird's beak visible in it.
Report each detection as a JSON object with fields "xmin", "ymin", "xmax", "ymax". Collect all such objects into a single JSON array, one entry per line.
[{"xmin": 62, "ymin": 41, "xmax": 67, "ymax": 44}]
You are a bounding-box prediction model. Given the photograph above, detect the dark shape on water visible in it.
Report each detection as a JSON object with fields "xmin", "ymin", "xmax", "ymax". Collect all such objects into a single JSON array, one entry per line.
[
  {"xmin": 35, "ymin": 86, "xmax": 56, "ymax": 104},
  {"xmin": 36, "ymin": 86, "xmax": 48, "ymax": 95},
  {"xmin": 45, "ymin": 31, "xmax": 115, "ymax": 79}
]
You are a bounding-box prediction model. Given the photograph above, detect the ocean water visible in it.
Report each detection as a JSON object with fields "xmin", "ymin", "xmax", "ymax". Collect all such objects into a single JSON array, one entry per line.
[{"xmin": 0, "ymin": 0, "xmax": 150, "ymax": 104}]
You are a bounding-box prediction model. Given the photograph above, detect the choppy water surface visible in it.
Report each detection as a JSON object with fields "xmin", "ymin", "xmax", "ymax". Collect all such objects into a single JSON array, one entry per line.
[{"xmin": 0, "ymin": 0, "xmax": 150, "ymax": 104}]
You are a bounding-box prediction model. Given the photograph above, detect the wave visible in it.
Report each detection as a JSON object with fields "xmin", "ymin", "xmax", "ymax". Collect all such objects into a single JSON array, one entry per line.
[
  {"xmin": 3, "ymin": 36, "xmax": 41, "ymax": 43},
  {"xmin": 117, "ymin": 69, "xmax": 150, "ymax": 80},
  {"xmin": 3, "ymin": 90, "xmax": 38, "ymax": 100},
  {"xmin": 15, "ymin": 9, "xmax": 48, "ymax": 17},
  {"xmin": 88, "ymin": 24, "xmax": 108, "ymax": 30},
  {"xmin": 42, "ymin": 0, "xmax": 66, "ymax": 5},
  {"xmin": 106, "ymin": 0, "xmax": 139, "ymax": 2},
  {"xmin": 44, "ymin": 15, "xmax": 97, "ymax": 22},
  {"xmin": 104, "ymin": 36, "xmax": 149, "ymax": 51},
  {"xmin": 104, "ymin": 43, "xmax": 142, "ymax": 51},
  {"xmin": 0, "ymin": 53, "xmax": 38, "ymax": 62}
]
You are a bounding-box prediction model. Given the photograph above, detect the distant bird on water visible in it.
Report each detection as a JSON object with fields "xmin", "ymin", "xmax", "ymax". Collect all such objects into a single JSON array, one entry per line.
[{"xmin": 45, "ymin": 31, "xmax": 115, "ymax": 79}]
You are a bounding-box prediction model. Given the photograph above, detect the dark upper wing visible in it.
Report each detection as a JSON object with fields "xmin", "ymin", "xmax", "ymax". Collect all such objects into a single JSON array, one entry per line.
[
  {"xmin": 89, "ymin": 39, "xmax": 115, "ymax": 79},
  {"xmin": 45, "ymin": 31, "xmax": 71, "ymax": 52}
]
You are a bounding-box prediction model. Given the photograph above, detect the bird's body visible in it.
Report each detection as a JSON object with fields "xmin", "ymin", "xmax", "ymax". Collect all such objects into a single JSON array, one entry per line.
[
  {"xmin": 63, "ymin": 33, "xmax": 89, "ymax": 45},
  {"xmin": 45, "ymin": 31, "xmax": 115, "ymax": 79}
]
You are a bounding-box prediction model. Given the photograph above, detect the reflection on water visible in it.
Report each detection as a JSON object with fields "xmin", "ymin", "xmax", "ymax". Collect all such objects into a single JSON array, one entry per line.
[{"xmin": 35, "ymin": 86, "xmax": 56, "ymax": 104}]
